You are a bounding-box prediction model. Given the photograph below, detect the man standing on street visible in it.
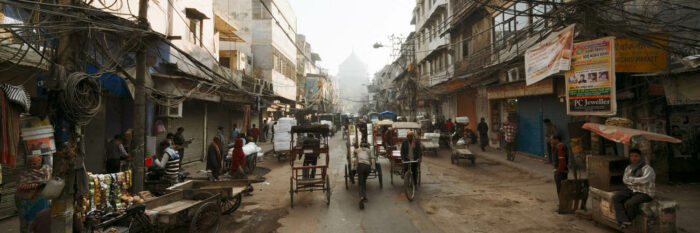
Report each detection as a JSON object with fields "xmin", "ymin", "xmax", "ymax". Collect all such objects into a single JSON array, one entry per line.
[
  {"xmin": 105, "ymin": 135, "xmax": 124, "ymax": 173},
  {"xmin": 251, "ymin": 124, "xmax": 260, "ymax": 143},
  {"xmin": 354, "ymin": 141, "xmax": 372, "ymax": 209},
  {"xmin": 477, "ymin": 118, "xmax": 489, "ymax": 152},
  {"xmin": 231, "ymin": 124, "xmax": 240, "ymax": 142},
  {"xmin": 613, "ymin": 149, "xmax": 655, "ymax": 229},
  {"xmin": 261, "ymin": 120, "xmax": 269, "ymax": 142},
  {"xmin": 500, "ymin": 117, "xmax": 517, "ymax": 161},
  {"xmin": 206, "ymin": 137, "xmax": 223, "ymax": 180},
  {"xmin": 551, "ymin": 135, "xmax": 568, "ymax": 195},
  {"xmin": 173, "ymin": 127, "xmax": 186, "ymax": 170},
  {"xmin": 446, "ymin": 118, "xmax": 454, "ymax": 133},
  {"xmin": 217, "ymin": 126, "xmax": 227, "ymax": 146},
  {"xmin": 544, "ymin": 119, "xmax": 558, "ymax": 164}
]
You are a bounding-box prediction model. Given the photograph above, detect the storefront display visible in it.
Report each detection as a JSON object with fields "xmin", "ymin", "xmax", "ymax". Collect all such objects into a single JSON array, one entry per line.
[{"xmin": 75, "ymin": 171, "xmax": 137, "ymax": 224}]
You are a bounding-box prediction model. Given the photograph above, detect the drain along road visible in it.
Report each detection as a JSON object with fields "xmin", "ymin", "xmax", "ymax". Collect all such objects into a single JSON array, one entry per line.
[{"xmin": 222, "ymin": 135, "xmax": 612, "ymax": 233}]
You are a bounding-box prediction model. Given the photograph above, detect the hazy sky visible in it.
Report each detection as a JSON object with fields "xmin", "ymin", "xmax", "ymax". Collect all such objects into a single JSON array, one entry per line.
[{"xmin": 288, "ymin": 0, "xmax": 415, "ymax": 80}]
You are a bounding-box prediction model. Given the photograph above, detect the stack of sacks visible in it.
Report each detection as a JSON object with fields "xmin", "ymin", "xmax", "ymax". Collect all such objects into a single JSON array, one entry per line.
[{"xmin": 274, "ymin": 118, "xmax": 297, "ymax": 151}]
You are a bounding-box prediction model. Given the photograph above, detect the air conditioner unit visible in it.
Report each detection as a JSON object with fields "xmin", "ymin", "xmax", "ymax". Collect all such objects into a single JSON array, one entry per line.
[
  {"xmin": 157, "ymin": 100, "xmax": 183, "ymax": 118},
  {"xmin": 507, "ymin": 67, "xmax": 521, "ymax": 82}
]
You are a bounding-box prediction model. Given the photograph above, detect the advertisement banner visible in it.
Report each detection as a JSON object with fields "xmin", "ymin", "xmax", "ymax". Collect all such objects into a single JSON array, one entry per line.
[
  {"xmin": 524, "ymin": 24, "xmax": 575, "ymax": 86},
  {"xmin": 615, "ymin": 34, "xmax": 668, "ymax": 73},
  {"xmin": 566, "ymin": 37, "xmax": 617, "ymax": 116}
]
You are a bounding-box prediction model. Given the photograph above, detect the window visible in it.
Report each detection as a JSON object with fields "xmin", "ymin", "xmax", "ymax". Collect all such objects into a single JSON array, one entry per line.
[
  {"xmin": 188, "ymin": 18, "xmax": 201, "ymax": 45},
  {"xmin": 252, "ymin": 1, "xmax": 271, "ymax": 19},
  {"xmin": 220, "ymin": 56, "xmax": 231, "ymax": 68}
]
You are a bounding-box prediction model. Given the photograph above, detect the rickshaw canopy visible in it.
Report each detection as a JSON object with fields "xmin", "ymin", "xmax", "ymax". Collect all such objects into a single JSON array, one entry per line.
[
  {"xmin": 375, "ymin": 120, "xmax": 394, "ymax": 127},
  {"xmin": 581, "ymin": 123, "xmax": 682, "ymax": 144},
  {"xmin": 380, "ymin": 111, "xmax": 396, "ymax": 116},
  {"xmin": 291, "ymin": 124, "xmax": 330, "ymax": 136}
]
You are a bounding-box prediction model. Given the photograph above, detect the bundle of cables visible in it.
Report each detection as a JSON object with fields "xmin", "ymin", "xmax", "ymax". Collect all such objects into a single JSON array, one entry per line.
[{"xmin": 61, "ymin": 72, "xmax": 101, "ymax": 126}]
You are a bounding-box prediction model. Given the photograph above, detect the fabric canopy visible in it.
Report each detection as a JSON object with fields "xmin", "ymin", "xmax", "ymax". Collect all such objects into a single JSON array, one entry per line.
[
  {"xmin": 380, "ymin": 111, "xmax": 396, "ymax": 115},
  {"xmin": 581, "ymin": 123, "xmax": 682, "ymax": 144}
]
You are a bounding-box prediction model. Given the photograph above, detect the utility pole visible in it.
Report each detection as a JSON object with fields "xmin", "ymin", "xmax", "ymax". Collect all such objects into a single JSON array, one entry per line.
[{"xmin": 132, "ymin": 0, "xmax": 149, "ymax": 192}]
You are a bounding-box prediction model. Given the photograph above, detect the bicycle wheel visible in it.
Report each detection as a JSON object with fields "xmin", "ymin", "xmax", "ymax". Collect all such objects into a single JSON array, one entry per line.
[{"xmin": 404, "ymin": 170, "xmax": 415, "ymax": 202}]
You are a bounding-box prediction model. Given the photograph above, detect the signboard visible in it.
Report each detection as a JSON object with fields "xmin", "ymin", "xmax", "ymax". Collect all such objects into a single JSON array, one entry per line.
[
  {"xmin": 615, "ymin": 34, "xmax": 668, "ymax": 73},
  {"xmin": 566, "ymin": 37, "xmax": 617, "ymax": 116},
  {"xmin": 524, "ymin": 24, "xmax": 575, "ymax": 86},
  {"xmin": 487, "ymin": 78, "xmax": 554, "ymax": 100},
  {"xmin": 663, "ymin": 73, "xmax": 700, "ymax": 105}
]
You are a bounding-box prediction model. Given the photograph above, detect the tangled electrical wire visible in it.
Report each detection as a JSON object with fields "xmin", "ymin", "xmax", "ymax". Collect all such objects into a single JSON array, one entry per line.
[{"xmin": 61, "ymin": 72, "xmax": 102, "ymax": 126}]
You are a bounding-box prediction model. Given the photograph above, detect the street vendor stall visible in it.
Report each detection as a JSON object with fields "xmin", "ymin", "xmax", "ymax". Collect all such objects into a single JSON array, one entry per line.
[{"xmin": 581, "ymin": 123, "xmax": 680, "ymax": 233}]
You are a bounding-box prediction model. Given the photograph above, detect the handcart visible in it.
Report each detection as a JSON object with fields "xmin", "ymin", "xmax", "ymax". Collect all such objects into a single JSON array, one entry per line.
[
  {"xmin": 289, "ymin": 125, "xmax": 331, "ymax": 207},
  {"xmin": 168, "ymin": 179, "xmax": 249, "ymax": 215},
  {"xmin": 420, "ymin": 132, "xmax": 440, "ymax": 156},
  {"xmin": 143, "ymin": 190, "xmax": 222, "ymax": 233},
  {"xmin": 450, "ymin": 132, "xmax": 476, "ymax": 165}
]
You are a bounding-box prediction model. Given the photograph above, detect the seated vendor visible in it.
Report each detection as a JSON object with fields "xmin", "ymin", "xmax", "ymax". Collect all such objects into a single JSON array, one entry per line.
[{"xmin": 612, "ymin": 149, "xmax": 655, "ymax": 229}]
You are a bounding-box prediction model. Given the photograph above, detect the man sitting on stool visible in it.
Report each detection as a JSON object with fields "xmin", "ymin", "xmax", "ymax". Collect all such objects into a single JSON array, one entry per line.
[{"xmin": 613, "ymin": 148, "xmax": 655, "ymax": 229}]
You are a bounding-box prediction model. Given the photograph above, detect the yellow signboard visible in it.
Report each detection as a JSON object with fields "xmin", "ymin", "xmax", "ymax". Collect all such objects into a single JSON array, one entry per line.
[{"xmin": 615, "ymin": 34, "xmax": 668, "ymax": 73}]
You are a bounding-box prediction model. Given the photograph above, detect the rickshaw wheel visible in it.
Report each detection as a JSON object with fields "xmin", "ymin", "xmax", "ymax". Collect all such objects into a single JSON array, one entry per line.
[
  {"xmin": 404, "ymin": 171, "xmax": 415, "ymax": 202},
  {"xmin": 326, "ymin": 175, "xmax": 331, "ymax": 206},
  {"xmin": 344, "ymin": 165, "xmax": 349, "ymax": 190},
  {"xmin": 190, "ymin": 202, "xmax": 220, "ymax": 233},
  {"xmin": 289, "ymin": 176, "xmax": 294, "ymax": 208},
  {"xmin": 221, "ymin": 194, "xmax": 242, "ymax": 215},
  {"xmin": 377, "ymin": 163, "xmax": 383, "ymax": 189}
]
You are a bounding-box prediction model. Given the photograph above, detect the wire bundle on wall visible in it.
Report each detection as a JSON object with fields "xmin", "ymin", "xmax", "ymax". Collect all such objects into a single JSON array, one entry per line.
[{"xmin": 61, "ymin": 72, "xmax": 102, "ymax": 126}]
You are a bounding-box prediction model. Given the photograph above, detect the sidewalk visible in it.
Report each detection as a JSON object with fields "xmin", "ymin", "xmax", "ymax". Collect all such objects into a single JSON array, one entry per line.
[{"xmin": 474, "ymin": 146, "xmax": 700, "ymax": 233}]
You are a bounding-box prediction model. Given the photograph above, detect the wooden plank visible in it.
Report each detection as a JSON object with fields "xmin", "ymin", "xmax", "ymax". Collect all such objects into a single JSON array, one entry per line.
[{"xmin": 152, "ymin": 199, "xmax": 202, "ymax": 215}]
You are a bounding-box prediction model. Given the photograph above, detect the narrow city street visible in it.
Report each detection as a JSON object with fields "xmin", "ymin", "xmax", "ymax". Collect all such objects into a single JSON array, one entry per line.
[{"xmin": 221, "ymin": 135, "xmax": 610, "ymax": 233}]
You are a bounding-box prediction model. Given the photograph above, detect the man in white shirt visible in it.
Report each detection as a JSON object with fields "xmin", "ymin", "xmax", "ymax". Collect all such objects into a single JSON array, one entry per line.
[
  {"xmin": 354, "ymin": 142, "xmax": 372, "ymax": 209},
  {"xmin": 612, "ymin": 149, "xmax": 655, "ymax": 229}
]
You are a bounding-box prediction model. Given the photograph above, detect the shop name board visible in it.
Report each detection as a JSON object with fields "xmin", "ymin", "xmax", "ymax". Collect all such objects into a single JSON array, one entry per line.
[
  {"xmin": 615, "ymin": 34, "xmax": 668, "ymax": 73},
  {"xmin": 566, "ymin": 37, "xmax": 617, "ymax": 116},
  {"xmin": 487, "ymin": 78, "xmax": 554, "ymax": 99}
]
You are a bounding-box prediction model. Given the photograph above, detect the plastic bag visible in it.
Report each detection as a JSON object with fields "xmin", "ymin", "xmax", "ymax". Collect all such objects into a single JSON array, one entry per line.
[{"xmin": 40, "ymin": 177, "xmax": 65, "ymax": 199}]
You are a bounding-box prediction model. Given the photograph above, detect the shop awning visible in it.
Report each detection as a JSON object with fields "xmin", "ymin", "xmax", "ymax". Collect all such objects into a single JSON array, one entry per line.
[{"xmin": 581, "ymin": 123, "xmax": 682, "ymax": 144}]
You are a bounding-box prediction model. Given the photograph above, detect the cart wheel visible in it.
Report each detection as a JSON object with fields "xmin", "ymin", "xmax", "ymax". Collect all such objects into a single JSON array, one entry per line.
[
  {"xmin": 326, "ymin": 175, "xmax": 331, "ymax": 206},
  {"xmin": 190, "ymin": 202, "xmax": 220, "ymax": 233},
  {"xmin": 248, "ymin": 156, "xmax": 257, "ymax": 173},
  {"xmin": 221, "ymin": 194, "xmax": 242, "ymax": 215},
  {"xmin": 404, "ymin": 171, "xmax": 415, "ymax": 202},
  {"xmin": 192, "ymin": 191, "xmax": 215, "ymax": 201},
  {"xmin": 290, "ymin": 176, "xmax": 294, "ymax": 208},
  {"xmin": 344, "ymin": 165, "xmax": 349, "ymax": 190},
  {"xmin": 377, "ymin": 162, "xmax": 383, "ymax": 189},
  {"xmin": 277, "ymin": 153, "xmax": 281, "ymax": 162}
]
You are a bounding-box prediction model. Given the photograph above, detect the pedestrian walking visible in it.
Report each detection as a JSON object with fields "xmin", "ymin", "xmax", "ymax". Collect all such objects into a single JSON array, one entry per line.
[
  {"xmin": 500, "ymin": 118, "xmax": 517, "ymax": 161},
  {"xmin": 551, "ymin": 135, "xmax": 568, "ymax": 195},
  {"xmin": 261, "ymin": 120, "xmax": 269, "ymax": 142},
  {"xmin": 446, "ymin": 118, "xmax": 454, "ymax": 133},
  {"xmin": 251, "ymin": 124, "xmax": 260, "ymax": 143},
  {"xmin": 206, "ymin": 137, "xmax": 223, "ymax": 180},
  {"xmin": 271, "ymin": 121, "xmax": 277, "ymax": 141},
  {"xmin": 354, "ymin": 142, "xmax": 372, "ymax": 209},
  {"xmin": 477, "ymin": 118, "xmax": 489, "ymax": 151},
  {"xmin": 612, "ymin": 149, "xmax": 655, "ymax": 229},
  {"xmin": 544, "ymin": 119, "xmax": 558, "ymax": 164},
  {"xmin": 231, "ymin": 124, "xmax": 240, "ymax": 142}
]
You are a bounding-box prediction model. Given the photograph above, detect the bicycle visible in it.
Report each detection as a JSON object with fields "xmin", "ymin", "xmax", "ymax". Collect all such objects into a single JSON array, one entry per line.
[
  {"xmin": 85, "ymin": 203, "xmax": 156, "ymax": 233},
  {"xmin": 402, "ymin": 160, "xmax": 420, "ymax": 202}
]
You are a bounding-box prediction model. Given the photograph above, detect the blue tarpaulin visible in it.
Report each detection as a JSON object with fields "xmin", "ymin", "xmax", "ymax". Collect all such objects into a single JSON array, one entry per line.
[
  {"xmin": 380, "ymin": 111, "xmax": 396, "ymax": 116},
  {"xmin": 86, "ymin": 63, "xmax": 129, "ymax": 98}
]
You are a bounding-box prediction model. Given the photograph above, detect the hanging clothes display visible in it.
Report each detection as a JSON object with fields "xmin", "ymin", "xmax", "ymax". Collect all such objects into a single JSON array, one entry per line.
[{"xmin": 0, "ymin": 87, "xmax": 23, "ymax": 168}]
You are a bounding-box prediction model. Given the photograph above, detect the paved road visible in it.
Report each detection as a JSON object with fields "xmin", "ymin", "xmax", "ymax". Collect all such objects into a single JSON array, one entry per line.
[{"xmin": 221, "ymin": 134, "xmax": 612, "ymax": 233}]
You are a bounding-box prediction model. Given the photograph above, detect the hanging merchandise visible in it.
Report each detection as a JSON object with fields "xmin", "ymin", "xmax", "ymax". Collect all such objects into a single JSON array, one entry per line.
[
  {"xmin": 0, "ymin": 88, "xmax": 22, "ymax": 168},
  {"xmin": 79, "ymin": 171, "xmax": 140, "ymax": 219},
  {"xmin": 20, "ymin": 117, "xmax": 57, "ymax": 156}
]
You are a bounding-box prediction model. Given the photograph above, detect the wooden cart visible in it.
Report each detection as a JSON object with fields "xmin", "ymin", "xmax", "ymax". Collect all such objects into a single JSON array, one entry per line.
[
  {"xmin": 449, "ymin": 133, "xmax": 476, "ymax": 165},
  {"xmin": 420, "ymin": 132, "xmax": 440, "ymax": 156},
  {"xmin": 168, "ymin": 179, "xmax": 248, "ymax": 215},
  {"xmin": 143, "ymin": 190, "xmax": 221, "ymax": 233}
]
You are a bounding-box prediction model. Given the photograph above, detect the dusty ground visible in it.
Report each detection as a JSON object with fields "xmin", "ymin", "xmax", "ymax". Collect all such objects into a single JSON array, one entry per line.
[{"xmin": 218, "ymin": 135, "xmax": 612, "ymax": 233}]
